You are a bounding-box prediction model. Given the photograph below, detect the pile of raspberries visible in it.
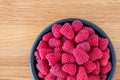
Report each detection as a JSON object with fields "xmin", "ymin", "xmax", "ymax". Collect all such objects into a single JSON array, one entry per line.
[{"xmin": 34, "ymin": 20, "xmax": 112, "ymax": 80}]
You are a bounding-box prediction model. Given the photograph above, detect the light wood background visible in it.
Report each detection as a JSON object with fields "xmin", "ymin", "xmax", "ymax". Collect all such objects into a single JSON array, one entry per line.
[{"xmin": 0, "ymin": 0, "xmax": 120, "ymax": 80}]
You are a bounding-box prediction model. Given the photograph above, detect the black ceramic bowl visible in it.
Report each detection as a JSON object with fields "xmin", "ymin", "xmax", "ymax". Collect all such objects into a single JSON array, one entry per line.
[{"xmin": 30, "ymin": 18, "xmax": 116, "ymax": 80}]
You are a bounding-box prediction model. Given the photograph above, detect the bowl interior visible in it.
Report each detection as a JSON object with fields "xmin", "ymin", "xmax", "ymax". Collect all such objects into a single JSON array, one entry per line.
[{"xmin": 30, "ymin": 18, "xmax": 116, "ymax": 80}]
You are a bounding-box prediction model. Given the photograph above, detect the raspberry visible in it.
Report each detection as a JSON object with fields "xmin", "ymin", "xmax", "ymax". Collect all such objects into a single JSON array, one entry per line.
[
  {"xmin": 62, "ymin": 64, "xmax": 77, "ymax": 75},
  {"xmin": 52, "ymin": 24, "xmax": 62, "ymax": 38},
  {"xmin": 89, "ymin": 47, "xmax": 103, "ymax": 61},
  {"xmin": 92, "ymin": 61, "xmax": 100, "ymax": 75},
  {"xmin": 77, "ymin": 66, "xmax": 88, "ymax": 80},
  {"xmin": 84, "ymin": 60, "xmax": 96, "ymax": 73},
  {"xmin": 75, "ymin": 30, "xmax": 89, "ymax": 43},
  {"xmin": 72, "ymin": 20, "xmax": 83, "ymax": 33},
  {"xmin": 88, "ymin": 34, "xmax": 99, "ymax": 46},
  {"xmin": 62, "ymin": 40, "xmax": 74, "ymax": 54},
  {"xmin": 83, "ymin": 26, "xmax": 95, "ymax": 35},
  {"xmin": 50, "ymin": 63, "xmax": 67, "ymax": 78},
  {"xmin": 88, "ymin": 75, "xmax": 100, "ymax": 80},
  {"xmin": 37, "ymin": 40, "xmax": 49, "ymax": 50},
  {"xmin": 38, "ymin": 72, "xmax": 46, "ymax": 78},
  {"xmin": 73, "ymin": 48, "xmax": 89, "ymax": 65},
  {"xmin": 99, "ymin": 38, "xmax": 109, "ymax": 51},
  {"xmin": 48, "ymin": 38, "xmax": 62, "ymax": 48},
  {"xmin": 99, "ymin": 48, "xmax": 110, "ymax": 66},
  {"xmin": 54, "ymin": 47, "xmax": 63, "ymax": 53},
  {"xmin": 34, "ymin": 51, "xmax": 41, "ymax": 61},
  {"xmin": 60, "ymin": 23, "xmax": 75, "ymax": 40},
  {"xmin": 46, "ymin": 53, "xmax": 61, "ymax": 66},
  {"xmin": 36, "ymin": 59, "xmax": 50, "ymax": 75},
  {"xmin": 39, "ymin": 48, "xmax": 54, "ymax": 59},
  {"xmin": 101, "ymin": 62, "xmax": 112, "ymax": 74},
  {"xmin": 45, "ymin": 73, "xmax": 56, "ymax": 80},
  {"xmin": 42, "ymin": 32, "xmax": 53, "ymax": 41},
  {"xmin": 100, "ymin": 74, "xmax": 107, "ymax": 80},
  {"xmin": 76, "ymin": 41, "xmax": 91, "ymax": 52},
  {"xmin": 67, "ymin": 75, "xmax": 76, "ymax": 80},
  {"xmin": 57, "ymin": 77, "xmax": 66, "ymax": 80},
  {"xmin": 35, "ymin": 20, "xmax": 112, "ymax": 80},
  {"xmin": 62, "ymin": 53, "xmax": 76, "ymax": 64}
]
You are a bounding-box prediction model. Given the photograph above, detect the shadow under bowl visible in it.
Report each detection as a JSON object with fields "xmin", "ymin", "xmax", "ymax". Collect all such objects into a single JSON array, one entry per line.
[{"xmin": 30, "ymin": 18, "xmax": 116, "ymax": 80}]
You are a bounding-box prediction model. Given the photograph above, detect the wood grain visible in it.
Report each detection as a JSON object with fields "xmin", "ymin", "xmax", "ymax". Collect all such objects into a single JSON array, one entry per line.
[{"xmin": 0, "ymin": 0, "xmax": 120, "ymax": 80}]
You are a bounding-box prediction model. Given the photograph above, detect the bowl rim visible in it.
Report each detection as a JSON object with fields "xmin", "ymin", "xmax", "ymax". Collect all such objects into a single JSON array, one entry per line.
[{"xmin": 30, "ymin": 18, "xmax": 116, "ymax": 80}]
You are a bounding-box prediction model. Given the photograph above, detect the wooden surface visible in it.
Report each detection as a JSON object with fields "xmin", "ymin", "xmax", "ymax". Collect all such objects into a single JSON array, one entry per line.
[{"xmin": 0, "ymin": 0, "xmax": 120, "ymax": 80}]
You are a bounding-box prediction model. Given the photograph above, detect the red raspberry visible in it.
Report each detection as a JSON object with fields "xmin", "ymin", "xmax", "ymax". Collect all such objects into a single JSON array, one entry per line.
[
  {"xmin": 73, "ymin": 48, "xmax": 89, "ymax": 65},
  {"xmin": 48, "ymin": 38, "xmax": 62, "ymax": 48},
  {"xmin": 57, "ymin": 77, "xmax": 66, "ymax": 80},
  {"xmin": 101, "ymin": 62, "xmax": 112, "ymax": 74},
  {"xmin": 50, "ymin": 63, "xmax": 67, "ymax": 78},
  {"xmin": 39, "ymin": 48, "xmax": 54, "ymax": 59},
  {"xmin": 54, "ymin": 47, "xmax": 63, "ymax": 53},
  {"xmin": 100, "ymin": 74, "xmax": 107, "ymax": 80},
  {"xmin": 92, "ymin": 61, "xmax": 100, "ymax": 75},
  {"xmin": 34, "ymin": 51, "xmax": 41, "ymax": 61},
  {"xmin": 88, "ymin": 74, "xmax": 100, "ymax": 80},
  {"xmin": 62, "ymin": 40, "xmax": 74, "ymax": 54},
  {"xmin": 99, "ymin": 38, "xmax": 108, "ymax": 51},
  {"xmin": 62, "ymin": 53, "xmax": 76, "ymax": 64},
  {"xmin": 60, "ymin": 23, "xmax": 75, "ymax": 40},
  {"xmin": 88, "ymin": 34, "xmax": 99, "ymax": 46},
  {"xmin": 72, "ymin": 20, "xmax": 83, "ymax": 33},
  {"xmin": 46, "ymin": 53, "xmax": 61, "ymax": 66},
  {"xmin": 35, "ymin": 21, "xmax": 112, "ymax": 80},
  {"xmin": 89, "ymin": 47, "xmax": 103, "ymax": 61},
  {"xmin": 52, "ymin": 24, "xmax": 62, "ymax": 38},
  {"xmin": 45, "ymin": 73, "xmax": 56, "ymax": 80},
  {"xmin": 75, "ymin": 30, "xmax": 89, "ymax": 43},
  {"xmin": 62, "ymin": 64, "xmax": 77, "ymax": 75},
  {"xmin": 83, "ymin": 26, "xmax": 95, "ymax": 35},
  {"xmin": 38, "ymin": 72, "xmax": 46, "ymax": 78},
  {"xmin": 36, "ymin": 59, "xmax": 50, "ymax": 75},
  {"xmin": 37, "ymin": 40, "xmax": 49, "ymax": 50},
  {"xmin": 99, "ymin": 48, "xmax": 110, "ymax": 66},
  {"xmin": 76, "ymin": 41, "xmax": 91, "ymax": 52},
  {"xmin": 67, "ymin": 75, "xmax": 76, "ymax": 80},
  {"xmin": 42, "ymin": 32, "xmax": 53, "ymax": 41},
  {"xmin": 84, "ymin": 60, "xmax": 96, "ymax": 73},
  {"xmin": 77, "ymin": 66, "xmax": 88, "ymax": 80}
]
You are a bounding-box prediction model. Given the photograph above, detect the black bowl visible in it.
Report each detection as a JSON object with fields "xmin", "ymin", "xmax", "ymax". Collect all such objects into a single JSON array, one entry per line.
[{"xmin": 30, "ymin": 18, "xmax": 116, "ymax": 80}]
